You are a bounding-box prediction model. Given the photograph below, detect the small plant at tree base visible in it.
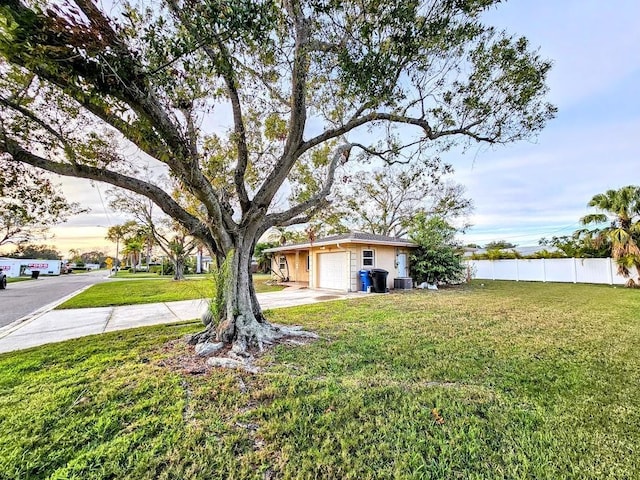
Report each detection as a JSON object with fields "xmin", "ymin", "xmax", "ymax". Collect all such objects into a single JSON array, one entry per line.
[
  {"xmin": 409, "ymin": 214, "xmax": 465, "ymax": 285},
  {"xmin": 202, "ymin": 250, "xmax": 234, "ymax": 329}
]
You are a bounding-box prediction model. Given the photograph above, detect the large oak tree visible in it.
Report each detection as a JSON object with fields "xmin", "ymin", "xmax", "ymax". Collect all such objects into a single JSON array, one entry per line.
[{"xmin": 0, "ymin": 0, "xmax": 555, "ymax": 358}]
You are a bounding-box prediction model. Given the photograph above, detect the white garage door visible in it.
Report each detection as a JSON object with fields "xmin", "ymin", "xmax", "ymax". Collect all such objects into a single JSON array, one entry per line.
[{"xmin": 318, "ymin": 252, "xmax": 348, "ymax": 290}]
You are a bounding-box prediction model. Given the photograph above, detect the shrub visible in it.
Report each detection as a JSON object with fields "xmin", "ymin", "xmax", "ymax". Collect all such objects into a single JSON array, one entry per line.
[{"xmin": 408, "ymin": 214, "xmax": 465, "ymax": 285}]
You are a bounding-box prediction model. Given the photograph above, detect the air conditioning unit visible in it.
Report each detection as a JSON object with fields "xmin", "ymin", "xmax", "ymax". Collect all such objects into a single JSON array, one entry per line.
[{"xmin": 393, "ymin": 277, "xmax": 413, "ymax": 290}]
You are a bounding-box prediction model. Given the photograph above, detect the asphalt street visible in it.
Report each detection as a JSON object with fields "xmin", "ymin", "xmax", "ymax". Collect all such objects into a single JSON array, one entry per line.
[{"xmin": 0, "ymin": 270, "xmax": 108, "ymax": 328}]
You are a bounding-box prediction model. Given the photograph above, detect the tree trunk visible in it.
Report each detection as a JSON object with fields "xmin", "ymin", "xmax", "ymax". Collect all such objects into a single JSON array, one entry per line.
[
  {"xmin": 173, "ymin": 256, "xmax": 185, "ymax": 281},
  {"xmin": 190, "ymin": 231, "xmax": 315, "ymax": 358},
  {"xmin": 216, "ymin": 236, "xmax": 268, "ymax": 352}
]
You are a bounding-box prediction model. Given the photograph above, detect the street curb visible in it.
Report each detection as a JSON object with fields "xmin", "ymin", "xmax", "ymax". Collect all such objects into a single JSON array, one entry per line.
[{"xmin": 0, "ymin": 284, "xmax": 95, "ymax": 340}]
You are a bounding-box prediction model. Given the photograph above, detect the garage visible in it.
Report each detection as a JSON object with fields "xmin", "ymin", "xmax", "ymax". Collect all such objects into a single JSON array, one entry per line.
[
  {"xmin": 317, "ymin": 252, "xmax": 348, "ymax": 290},
  {"xmin": 264, "ymin": 232, "xmax": 417, "ymax": 292}
]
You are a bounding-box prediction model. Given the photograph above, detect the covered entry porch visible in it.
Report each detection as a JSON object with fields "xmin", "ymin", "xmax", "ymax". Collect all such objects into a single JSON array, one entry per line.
[{"xmin": 271, "ymin": 248, "xmax": 310, "ymax": 286}]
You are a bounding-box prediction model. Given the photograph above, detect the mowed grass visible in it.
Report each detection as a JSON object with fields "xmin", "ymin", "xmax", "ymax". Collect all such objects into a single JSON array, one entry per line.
[
  {"xmin": 56, "ymin": 274, "xmax": 283, "ymax": 309},
  {"xmin": 109, "ymin": 271, "xmax": 169, "ymax": 279},
  {"xmin": 1, "ymin": 281, "xmax": 639, "ymax": 479},
  {"xmin": 6, "ymin": 277, "xmax": 34, "ymax": 283}
]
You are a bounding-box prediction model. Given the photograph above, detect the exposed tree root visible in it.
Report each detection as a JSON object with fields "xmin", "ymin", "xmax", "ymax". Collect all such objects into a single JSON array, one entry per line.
[{"xmin": 186, "ymin": 316, "xmax": 319, "ymax": 373}]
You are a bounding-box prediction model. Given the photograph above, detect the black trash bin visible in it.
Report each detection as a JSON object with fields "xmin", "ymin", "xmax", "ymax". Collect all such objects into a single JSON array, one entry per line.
[
  {"xmin": 31, "ymin": 270, "xmax": 40, "ymax": 279},
  {"xmin": 370, "ymin": 268, "xmax": 389, "ymax": 293}
]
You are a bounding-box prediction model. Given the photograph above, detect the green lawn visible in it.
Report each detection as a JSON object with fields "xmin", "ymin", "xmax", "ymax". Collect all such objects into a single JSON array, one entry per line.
[
  {"xmin": 2, "ymin": 281, "xmax": 639, "ymax": 479},
  {"xmin": 56, "ymin": 274, "xmax": 283, "ymax": 309},
  {"xmin": 109, "ymin": 271, "xmax": 169, "ymax": 279},
  {"xmin": 6, "ymin": 277, "xmax": 34, "ymax": 283}
]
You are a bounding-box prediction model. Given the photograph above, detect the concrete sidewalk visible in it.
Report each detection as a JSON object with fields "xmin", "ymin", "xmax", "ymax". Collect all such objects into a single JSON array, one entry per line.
[{"xmin": 0, "ymin": 288, "xmax": 357, "ymax": 354}]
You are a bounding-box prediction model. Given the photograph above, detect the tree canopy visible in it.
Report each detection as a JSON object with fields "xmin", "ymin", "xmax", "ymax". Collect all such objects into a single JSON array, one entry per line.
[
  {"xmin": 8, "ymin": 243, "xmax": 60, "ymax": 259},
  {"xmin": 327, "ymin": 159, "xmax": 472, "ymax": 237},
  {"xmin": 484, "ymin": 240, "xmax": 516, "ymax": 250},
  {"xmin": 0, "ymin": 0, "xmax": 555, "ymax": 357},
  {"xmin": 539, "ymin": 232, "xmax": 610, "ymax": 259},
  {"xmin": 0, "ymin": 162, "xmax": 83, "ymax": 246}
]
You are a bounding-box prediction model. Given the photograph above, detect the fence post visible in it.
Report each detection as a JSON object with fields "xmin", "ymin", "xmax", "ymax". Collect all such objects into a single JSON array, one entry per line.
[
  {"xmin": 572, "ymin": 258, "xmax": 577, "ymax": 283},
  {"xmin": 542, "ymin": 258, "xmax": 546, "ymax": 282},
  {"xmin": 515, "ymin": 258, "xmax": 519, "ymax": 281},
  {"xmin": 608, "ymin": 258, "xmax": 614, "ymax": 285}
]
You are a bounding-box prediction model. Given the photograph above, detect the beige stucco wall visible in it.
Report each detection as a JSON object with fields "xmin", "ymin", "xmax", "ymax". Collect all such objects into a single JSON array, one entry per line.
[{"xmin": 351, "ymin": 244, "xmax": 413, "ymax": 290}]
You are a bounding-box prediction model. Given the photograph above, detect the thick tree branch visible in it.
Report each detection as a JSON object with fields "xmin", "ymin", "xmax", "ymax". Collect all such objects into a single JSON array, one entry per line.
[
  {"xmin": 274, "ymin": 213, "xmax": 316, "ymax": 228},
  {"xmin": 0, "ymin": 131, "xmax": 211, "ymax": 242},
  {"xmin": 298, "ymin": 114, "xmax": 494, "ymax": 159},
  {"xmin": 202, "ymin": 44, "xmax": 251, "ymax": 212},
  {"xmin": 252, "ymin": 1, "xmax": 310, "ymax": 211},
  {"xmin": 298, "ymin": 112, "xmax": 433, "ymax": 157},
  {"xmin": 264, "ymin": 144, "xmax": 350, "ymax": 229}
]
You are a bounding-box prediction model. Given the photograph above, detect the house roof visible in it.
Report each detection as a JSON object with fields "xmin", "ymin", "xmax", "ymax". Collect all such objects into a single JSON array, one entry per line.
[{"xmin": 264, "ymin": 232, "xmax": 417, "ymax": 253}]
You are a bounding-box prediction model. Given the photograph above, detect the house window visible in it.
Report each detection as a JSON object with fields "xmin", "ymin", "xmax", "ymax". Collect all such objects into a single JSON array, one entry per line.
[
  {"xmin": 362, "ymin": 249, "xmax": 375, "ymax": 267},
  {"xmin": 306, "ymin": 255, "xmax": 310, "ymax": 271},
  {"xmin": 279, "ymin": 256, "xmax": 287, "ymax": 270}
]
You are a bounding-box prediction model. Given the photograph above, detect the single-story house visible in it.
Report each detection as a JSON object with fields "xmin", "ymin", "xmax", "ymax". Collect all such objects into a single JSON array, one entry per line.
[{"xmin": 264, "ymin": 232, "xmax": 417, "ymax": 292}]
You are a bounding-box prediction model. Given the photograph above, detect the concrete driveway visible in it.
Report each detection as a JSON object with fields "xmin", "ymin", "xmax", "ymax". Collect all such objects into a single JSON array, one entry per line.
[{"xmin": 0, "ymin": 288, "xmax": 357, "ymax": 354}]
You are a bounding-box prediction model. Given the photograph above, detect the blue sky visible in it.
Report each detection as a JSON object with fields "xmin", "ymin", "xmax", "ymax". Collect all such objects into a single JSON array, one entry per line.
[
  {"xmin": 20, "ymin": 0, "xmax": 640, "ymax": 256},
  {"xmin": 454, "ymin": 0, "xmax": 640, "ymax": 246}
]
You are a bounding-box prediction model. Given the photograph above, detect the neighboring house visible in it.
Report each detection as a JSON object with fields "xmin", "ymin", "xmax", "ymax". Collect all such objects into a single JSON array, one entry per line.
[{"xmin": 264, "ymin": 232, "xmax": 417, "ymax": 292}]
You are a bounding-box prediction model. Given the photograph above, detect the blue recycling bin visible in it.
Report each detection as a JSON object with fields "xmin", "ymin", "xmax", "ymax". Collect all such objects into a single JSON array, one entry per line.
[{"xmin": 359, "ymin": 269, "xmax": 371, "ymax": 292}]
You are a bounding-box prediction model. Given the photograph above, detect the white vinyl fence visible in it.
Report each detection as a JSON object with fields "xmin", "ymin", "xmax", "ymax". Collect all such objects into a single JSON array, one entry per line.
[{"xmin": 466, "ymin": 258, "xmax": 630, "ymax": 285}]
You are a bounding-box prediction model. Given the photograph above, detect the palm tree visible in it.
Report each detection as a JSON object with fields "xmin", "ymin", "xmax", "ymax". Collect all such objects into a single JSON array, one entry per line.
[
  {"xmin": 123, "ymin": 238, "xmax": 144, "ymax": 273},
  {"xmin": 106, "ymin": 221, "xmax": 138, "ymax": 275},
  {"xmin": 255, "ymin": 241, "xmax": 278, "ymax": 274},
  {"xmin": 581, "ymin": 186, "xmax": 640, "ymax": 285}
]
